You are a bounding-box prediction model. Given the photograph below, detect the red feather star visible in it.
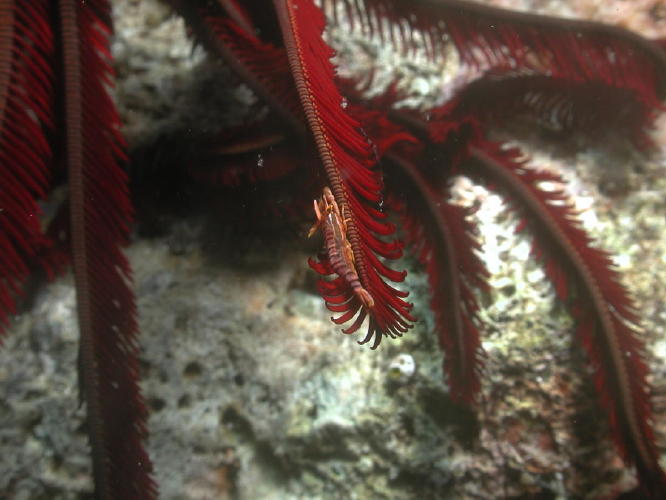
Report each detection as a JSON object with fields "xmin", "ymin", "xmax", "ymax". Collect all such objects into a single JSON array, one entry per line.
[{"xmin": 0, "ymin": 0, "xmax": 665, "ymax": 497}]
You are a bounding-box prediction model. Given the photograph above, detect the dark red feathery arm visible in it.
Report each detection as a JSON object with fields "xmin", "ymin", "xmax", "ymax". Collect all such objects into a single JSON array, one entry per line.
[
  {"xmin": 59, "ymin": 1, "xmax": 155, "ymax": 497},
  {"xmin": 273, "ymin": 0, "xmax": 415, "ymax": 347},
  {"xmin": 339, "ymin": 87, "xmax": 489, "ymax": 401},
  {"xmin": 168, "ymin": 0, "xmax": 305, "ymax": 134},
  {"xmin": 464, "ymin": 138, "xmax": 666, "ymax": 495},
  {"xmin": 185, "ymin": 121, "xmax": 303, "ymax": 187},
  {"xmin": 439, "ymin": 71, "xmax": 657, "ymax": 150},
  {"xmin": 322, "ymin": 0, "xmax": 666, "ymax": 107},
  {"xmin": 386, "ymin": 151, "xmax": 488, "ymax": 404},
  {"xmin": 0, "ymin": 0, "xmax": 57, "ymax": 335}
]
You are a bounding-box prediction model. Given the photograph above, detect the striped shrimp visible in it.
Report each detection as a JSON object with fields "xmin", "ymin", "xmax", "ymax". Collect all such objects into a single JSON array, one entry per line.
[{"xmin": 308, "ymin": 187, "xmax": 375, "ymax": 309}]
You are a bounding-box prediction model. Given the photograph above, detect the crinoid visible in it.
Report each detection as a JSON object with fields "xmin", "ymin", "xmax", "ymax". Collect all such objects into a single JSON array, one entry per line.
[{"xmin": 0, "ymin": 0, "xmax": 665, "ymax": 498}]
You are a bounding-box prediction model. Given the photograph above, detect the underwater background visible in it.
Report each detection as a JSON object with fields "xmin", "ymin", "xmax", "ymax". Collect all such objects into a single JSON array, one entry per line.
[{"xmin": 1, "ymin": 0, "xmax": 665, "ymax": 498}]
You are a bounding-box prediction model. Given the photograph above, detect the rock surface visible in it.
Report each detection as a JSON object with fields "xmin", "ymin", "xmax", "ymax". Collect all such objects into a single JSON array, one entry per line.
[{"xmin": 1, "ymin": 1, "xmax": 665, "ymax": 499}]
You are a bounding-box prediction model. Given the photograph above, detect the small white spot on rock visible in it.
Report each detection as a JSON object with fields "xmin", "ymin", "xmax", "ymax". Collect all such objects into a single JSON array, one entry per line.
[{"xmin": 388, "ymin": 353, "xmax": 416, "ymax": 382}]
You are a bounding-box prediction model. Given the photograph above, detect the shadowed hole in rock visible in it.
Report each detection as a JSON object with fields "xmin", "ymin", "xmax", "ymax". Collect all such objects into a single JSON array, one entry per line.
[{"xmin": 183, "ymin": 361, "xmax": 202, "ymax": 378}]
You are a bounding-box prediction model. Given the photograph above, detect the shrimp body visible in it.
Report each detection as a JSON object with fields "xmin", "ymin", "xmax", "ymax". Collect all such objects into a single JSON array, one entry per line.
[{"xmin": 309, "ymin": 187, "xmax": 374, "ymax": 309}]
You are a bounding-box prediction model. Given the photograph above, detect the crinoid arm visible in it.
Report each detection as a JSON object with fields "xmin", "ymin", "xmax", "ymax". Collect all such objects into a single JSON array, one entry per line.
[{"xmin": 274, "ymin": 0, "xmax": 416, "ymax": 346}]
